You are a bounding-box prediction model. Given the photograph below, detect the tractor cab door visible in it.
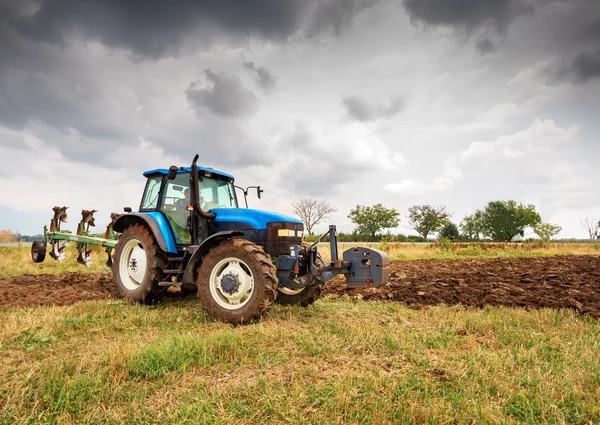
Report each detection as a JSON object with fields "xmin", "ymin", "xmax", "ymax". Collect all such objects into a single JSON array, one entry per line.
[{"xmin": 159, "ymin": 172, "xmax": 208, "ymax": 246}]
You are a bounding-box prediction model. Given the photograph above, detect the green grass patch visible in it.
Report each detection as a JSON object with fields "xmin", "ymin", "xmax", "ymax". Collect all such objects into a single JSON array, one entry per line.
[{"xmin": 0, "ymin": 298, "xmax": 598, "ymax": 424}]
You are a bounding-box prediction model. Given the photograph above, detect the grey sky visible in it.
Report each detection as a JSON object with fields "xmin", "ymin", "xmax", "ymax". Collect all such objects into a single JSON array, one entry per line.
[{"xmin": 0, "ymin": 0, "xmax": 598, "ymax": 238}]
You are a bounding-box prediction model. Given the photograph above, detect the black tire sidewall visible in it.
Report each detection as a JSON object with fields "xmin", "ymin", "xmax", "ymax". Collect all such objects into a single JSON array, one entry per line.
[{"xmin": 31, "ymin": 240, "xmax": 46, "ymax": 263}]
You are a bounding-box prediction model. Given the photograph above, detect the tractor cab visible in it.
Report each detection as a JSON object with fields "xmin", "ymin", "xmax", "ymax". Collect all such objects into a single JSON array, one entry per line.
[
  {"xmin": 139, "ymin": 166, "xmax": 238, "ymax": 246},
  {"xmin": 136, "ymin": 162, "xmax": 304, "ymax": 258}
]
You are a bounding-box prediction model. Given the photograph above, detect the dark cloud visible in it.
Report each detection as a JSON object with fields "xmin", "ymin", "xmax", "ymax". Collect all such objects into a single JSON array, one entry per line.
[
  {"xmin": 342, "ymin": 95, "xmax": 403, "ymax": 122},
  {"xmin": 572, "ymin": 49, "xmax": 600, "ymax": 82},
  {"xmin": 6, "ymin": 0, "xmax": 308, "ymax": 59},
  {"xmin": 2, "ymin": 0, "xmax": 382, "ymax": 60},
  {"xmin": 243, "ymin": 61, "xmax": 276, "ymax": 92},
  {"xmin": 186, "ymin": 70, "xmax": 258, "ymax": 118},
  {"xmin": 308, "ymin": 0, "xmax": 384, "ymax": 35},
  {"xmin": 476, "ymin": 37, "xmax": 497, "ymax": 55},
  {"xmin": 582, "ymin": 18, "xmax": 600, "ymax": 41},
  {"xmin": 402, "ymin": 0, "xmax": 534, "ymax": 34}
]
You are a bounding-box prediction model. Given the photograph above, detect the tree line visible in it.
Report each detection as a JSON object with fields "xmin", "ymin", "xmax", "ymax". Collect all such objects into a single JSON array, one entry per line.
[{"xmin": 292, "ymin": 198, "xmax": 600, "ymax": 243}]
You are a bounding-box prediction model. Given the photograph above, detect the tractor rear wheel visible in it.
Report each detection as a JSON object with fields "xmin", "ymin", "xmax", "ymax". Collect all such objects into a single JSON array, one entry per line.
[
  {"xmin": 196, "ymin": 239, "xmax": 277, "ymax": 325},
  {"xmin": 31, "ymin": 240, "xmax": 46, "ymax": 263},
  {"xmin": 275, "ymin": 248, "xmax": 325, "ymax": 307},
  {"xmin": 112, "ymin": 224, "xmax": 167, "ymax": 304}
]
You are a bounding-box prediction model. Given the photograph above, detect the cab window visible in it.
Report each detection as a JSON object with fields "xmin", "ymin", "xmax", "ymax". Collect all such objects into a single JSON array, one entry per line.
[
  {"xmin": 140, "ymin": 176, "xmax": 162, "ymax": 210},
  {"xmin": 199, "ymin": 176, "xmax": 238, "ymax": 210}
]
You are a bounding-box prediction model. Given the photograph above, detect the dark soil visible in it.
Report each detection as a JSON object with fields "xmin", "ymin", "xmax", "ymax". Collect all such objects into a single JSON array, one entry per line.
[
  {"xmin": 325, "ymin": 255, "xmax": 600, "ymax": 317},
  {"xmin": 1, "ymin": 256, "xmax": 599, "ymax": 317}
]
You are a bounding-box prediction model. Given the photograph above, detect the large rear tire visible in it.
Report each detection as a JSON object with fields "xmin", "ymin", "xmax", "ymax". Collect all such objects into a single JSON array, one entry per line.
[
  {"xmin": 196, "ymin": 239, "xmax": 277, "ymax": 325},
  {"xmin": 112, "ymin": 224, "xmax": 167, "ymax": 304},
  {"xmin": 275, "ymin": 248, "xmax": 325, "ymax": 307}
]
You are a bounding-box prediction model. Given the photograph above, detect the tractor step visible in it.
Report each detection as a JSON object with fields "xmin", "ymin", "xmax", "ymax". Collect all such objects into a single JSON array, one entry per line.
[{"xmin": 158, "ymin": 281, "xmax": 180, "ymax": 287}]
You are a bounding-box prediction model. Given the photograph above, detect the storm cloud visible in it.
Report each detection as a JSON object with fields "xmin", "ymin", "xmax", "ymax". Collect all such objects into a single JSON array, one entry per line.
[
  {"xmin": 5, "ymin": 0, "xmax": 308, "ymax": 59},
  {"xmin": 187, "ymin": 70, "xmax": 258, "ymax": 118},
  {"xmin": 572, "ymin": 49, "xmax": 600, "ymax": 82},
  {"xmin": 402, "ymin": 0, "xmax": 534, "ymax": 34},
  {"xmin": 0, "ymin": 0, "xmax": 599, "ymax": 238}
]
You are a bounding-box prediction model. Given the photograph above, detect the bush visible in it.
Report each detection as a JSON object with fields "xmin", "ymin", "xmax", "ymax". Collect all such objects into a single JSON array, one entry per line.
[{"xmin": 438, "ymin": 238, "xmax": 453, "ymax": 251}]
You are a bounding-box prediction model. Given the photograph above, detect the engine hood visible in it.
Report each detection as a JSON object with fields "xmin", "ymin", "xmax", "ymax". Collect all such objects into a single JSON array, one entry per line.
[{"xmin": 210, "ymin": 208, "xmax": 302, "ymax": 230}]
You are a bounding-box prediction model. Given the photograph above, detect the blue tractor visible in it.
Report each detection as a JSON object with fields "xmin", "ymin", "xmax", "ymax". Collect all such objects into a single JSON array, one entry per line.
[{"xmin": 34, "ymin": 155, "xmax": 390, "ymax": 324}]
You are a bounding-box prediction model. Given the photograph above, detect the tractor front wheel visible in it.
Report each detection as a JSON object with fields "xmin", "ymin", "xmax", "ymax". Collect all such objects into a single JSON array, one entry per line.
[
  {"xmin": 112, "ymin": 224, "xmax": 167, "ymax": 304},
  {"xmin": 196, "ymin": 239, "xmax": 277, "ymax": 325}
]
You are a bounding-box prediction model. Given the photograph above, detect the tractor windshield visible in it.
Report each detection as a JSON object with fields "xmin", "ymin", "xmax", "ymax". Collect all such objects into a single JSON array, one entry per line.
[{"xmin": 200, "ymin": 175, "xmax": 238, "ymax": 210}]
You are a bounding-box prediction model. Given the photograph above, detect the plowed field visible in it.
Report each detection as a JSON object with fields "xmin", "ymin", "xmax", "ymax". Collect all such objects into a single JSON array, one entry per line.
[{"xmin": 1, "ymin": 256, "xmax": 599, "ymax": 316}]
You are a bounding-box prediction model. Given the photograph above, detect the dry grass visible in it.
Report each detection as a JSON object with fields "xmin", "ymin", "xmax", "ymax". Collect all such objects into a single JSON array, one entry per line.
[
  {"xmin": 0, "ymin": 297, "xmax": 598, "ymax": 424},
  {"xmin": 0, "ymin": 246, "xmax": 110, "ymax": 277}
]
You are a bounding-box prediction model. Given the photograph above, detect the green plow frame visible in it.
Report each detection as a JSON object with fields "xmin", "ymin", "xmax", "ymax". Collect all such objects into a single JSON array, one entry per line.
[{"xmin": 43, "ymin": 207, "xmax": 122, "ymax": 267}]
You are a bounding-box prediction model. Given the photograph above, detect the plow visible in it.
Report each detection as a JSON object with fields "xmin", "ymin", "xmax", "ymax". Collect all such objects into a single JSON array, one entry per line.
[
  {"xmin": 31, "ymin": 154, "xmax": 390, "ymax": 324},
  {"xmin": 32, "ymin": 207, "xmax": 122, "ymax": 267}
]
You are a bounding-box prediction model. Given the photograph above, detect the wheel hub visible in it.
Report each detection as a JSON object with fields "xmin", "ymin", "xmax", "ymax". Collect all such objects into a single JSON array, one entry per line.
[
  {"xmin": 220, "ymin": 273, "xmax": 239, "ymax": 294},
  {"xmin": 209, "ymin": 257, "xmax": 255, "ymax": 310}
]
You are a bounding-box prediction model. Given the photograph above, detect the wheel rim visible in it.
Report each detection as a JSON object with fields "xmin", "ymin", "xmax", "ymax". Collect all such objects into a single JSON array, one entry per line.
[
  {"xmin": 119, "ymin": 239, "xmax": 147, "ymax": 291},
  {"xmin": 209, "ymin": 257, "xmax": 255, "ymax": 310}
]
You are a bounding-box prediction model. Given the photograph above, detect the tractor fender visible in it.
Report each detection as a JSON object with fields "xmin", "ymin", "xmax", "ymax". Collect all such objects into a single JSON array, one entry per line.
[
  {"xmin": 182, "ymin": 230, "xmax": 243, "ymax": 284},
  {"xmin": 113, "ymin": 213, "xmax": 177, "ymax": 254}
]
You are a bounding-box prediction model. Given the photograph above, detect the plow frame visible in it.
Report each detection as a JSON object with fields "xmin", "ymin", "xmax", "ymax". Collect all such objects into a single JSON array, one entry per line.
[{"xmin": 40, "ymin": 208, "xmax": 121, "ymax": 267}]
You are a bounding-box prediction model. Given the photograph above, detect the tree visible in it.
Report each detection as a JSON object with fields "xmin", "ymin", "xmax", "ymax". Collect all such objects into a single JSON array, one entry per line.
[
  {"xmin": 533, "ymin": 223, "xmax": 562, "ymax": 243},
  {"xmin": 0, "ymin": 230, "xmax": 16, "ymax": 243},
  {"xmin": 479, "ymin": 200, "xmax": 541, "ymax": 242},
  {"xmin": 291, "ymin": 198, "xmax": 338, "ymax": 235},
  {"xmin": 406, "ymin": 205, "xmax": 450, "ymax": 240},
  {"xmin": 348, "ymin": 204, "xmax": 400, "ymax": 239},
  {"xmin": 580, "ymin": 218, "xmax": 599, "ymax": 240},
  {"xmin": 440, "ymin": 222, "xmax": 460, "ymax": 240},
  {"xmin": 460, "ymin": 211, "xmax": 484, "ymax": 240}
]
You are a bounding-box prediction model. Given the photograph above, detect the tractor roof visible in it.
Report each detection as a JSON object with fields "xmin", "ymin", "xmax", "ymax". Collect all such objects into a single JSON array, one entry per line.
[{"xmin": 143, "ymin": 166, "xmax": 234, "ymax": 180}]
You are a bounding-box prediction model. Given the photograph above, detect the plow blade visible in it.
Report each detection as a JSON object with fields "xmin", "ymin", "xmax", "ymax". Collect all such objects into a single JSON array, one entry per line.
[{"xmin": 343, "ymin": 247, "xmax": 390, "ymax": 288}]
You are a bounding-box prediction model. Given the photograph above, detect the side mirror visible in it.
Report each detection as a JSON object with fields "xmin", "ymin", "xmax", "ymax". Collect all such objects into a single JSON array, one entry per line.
[
  {"xmin": 257, "ymin": 186, "xmax": 263, "ymax": 199},
  {"xmin": 167, "ymin": 165, "xmax": 178, "ymax": 180},
  {"xmin": 123, "ymin": 207, "xmax": 132, "ymax": 213}
]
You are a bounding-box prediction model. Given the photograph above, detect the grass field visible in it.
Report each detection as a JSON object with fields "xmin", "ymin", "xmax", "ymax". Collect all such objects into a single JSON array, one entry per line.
[
  {"xmin": 1, "ymin": 298, "xmax": 599, "ymax": 424},
  {"xmin": 1, "ymin": 244, "xmax": 599, "ymax": 423}
]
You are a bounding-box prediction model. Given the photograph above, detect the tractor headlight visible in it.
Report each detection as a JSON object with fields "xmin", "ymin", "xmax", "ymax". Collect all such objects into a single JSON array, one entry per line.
[{"xmin": 278, "ymin": 229, "xmax": 296, "ymax": 237}]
